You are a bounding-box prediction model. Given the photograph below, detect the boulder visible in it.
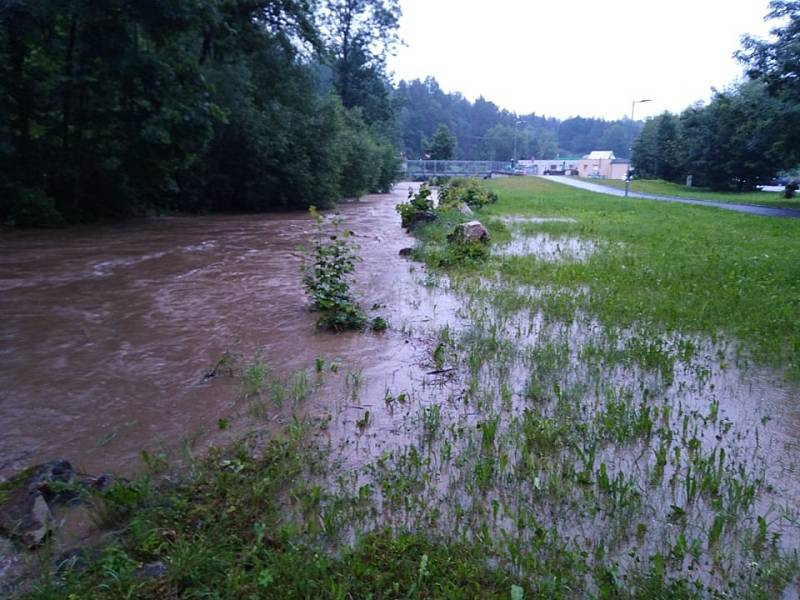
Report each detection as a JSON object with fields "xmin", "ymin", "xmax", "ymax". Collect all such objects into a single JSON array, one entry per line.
[
  {"xmin": 447, "ymin": 220, "xmax": 490, "ymax": 244},
  {"xmin": 0, "ymin": 460, "xmax": 74, "ymax": 547},
  {"xmin": 0, "ymin": 487, "xmax": 54, "ymax": 548}
]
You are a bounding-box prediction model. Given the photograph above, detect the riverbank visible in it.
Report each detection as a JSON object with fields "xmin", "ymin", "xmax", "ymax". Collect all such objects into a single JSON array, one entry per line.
[{"xmin": 6, "ymin": 179, "xmax": 800, "ymax": 597}]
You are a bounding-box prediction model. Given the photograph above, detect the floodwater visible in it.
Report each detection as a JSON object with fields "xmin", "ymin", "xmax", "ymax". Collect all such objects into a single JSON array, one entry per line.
[
  {"xmin": 2, "ymin": 183, "xmax": 800, "ymax": 592},
  {"xmin": 0, "ymin": 183, "xmax": 452, "ymax": 479}
]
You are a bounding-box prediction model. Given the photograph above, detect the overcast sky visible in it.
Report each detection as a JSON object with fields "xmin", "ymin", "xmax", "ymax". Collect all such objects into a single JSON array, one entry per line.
[{"xmin": 388, "ymin": 0, "xmax": 778, "ymax": 121}]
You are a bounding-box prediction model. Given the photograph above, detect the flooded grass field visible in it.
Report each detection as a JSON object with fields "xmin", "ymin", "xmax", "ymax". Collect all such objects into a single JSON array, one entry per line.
[{"xmin": 6, "ymin": 178, "xmax": 800, "ymax": 598}]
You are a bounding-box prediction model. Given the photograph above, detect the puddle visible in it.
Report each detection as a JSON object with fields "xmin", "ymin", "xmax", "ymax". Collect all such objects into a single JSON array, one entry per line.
[
  {"xmin": 494, "ymin": 233, "xmax": 597, "ymax": 260},
  {"xmin": 501, "ymin": 216, "xmax": 578, "ymax": 224}
]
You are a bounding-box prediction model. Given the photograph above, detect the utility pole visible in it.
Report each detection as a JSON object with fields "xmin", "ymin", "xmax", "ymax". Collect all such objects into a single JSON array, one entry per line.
[{"xmin": 626, "ymin": 99, "xmax": 652, "ymax": 197}]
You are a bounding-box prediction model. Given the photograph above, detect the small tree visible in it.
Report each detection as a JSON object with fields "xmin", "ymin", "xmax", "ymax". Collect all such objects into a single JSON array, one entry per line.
[
  {"xmin": 302, "ymin": 208, "xmax": 367, "ymax": 331},
  {"xmin": 423, "ymin": 124, "xmax": 457, "ymax": 160}
]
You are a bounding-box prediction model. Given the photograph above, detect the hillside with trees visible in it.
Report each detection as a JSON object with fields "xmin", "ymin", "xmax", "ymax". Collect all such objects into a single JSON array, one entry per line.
[{"xmin": 393, "ymin": 77, "xmax": 642, "ymax": 161}]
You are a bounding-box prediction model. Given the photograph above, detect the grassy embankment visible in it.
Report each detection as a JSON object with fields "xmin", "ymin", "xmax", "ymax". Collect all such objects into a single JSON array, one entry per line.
[
  {"xmin": 21, "ymin": 177, "xmax": 800, "ymax": 599},
  {"xmin": 579, "ymin": 177, "xmax": 796, "ymax": 209}
]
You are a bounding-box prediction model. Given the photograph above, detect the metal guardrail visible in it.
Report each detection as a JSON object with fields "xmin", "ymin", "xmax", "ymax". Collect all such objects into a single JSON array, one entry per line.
[{"xmin": 402, "ymin": 160, "xmax": 513, "ymax": 178}]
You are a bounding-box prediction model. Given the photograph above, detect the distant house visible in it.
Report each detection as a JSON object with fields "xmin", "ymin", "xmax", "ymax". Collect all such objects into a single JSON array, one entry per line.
[
  {"xmin": 529, "ymin": 157, "xmax": 582, "ymax": 175},
  {"xmin": 526, "ymin": 151, "xmax": 629, "ymax": 179},
  {"xmin": 578, "ymin": 150, "xmax": 614, "ymax": 178}
]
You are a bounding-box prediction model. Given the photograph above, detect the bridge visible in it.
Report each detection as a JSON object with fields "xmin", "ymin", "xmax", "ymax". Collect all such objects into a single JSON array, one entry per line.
[{"xmin": 402, "ymin": 160, "xmax": 514, "ymax": 179}]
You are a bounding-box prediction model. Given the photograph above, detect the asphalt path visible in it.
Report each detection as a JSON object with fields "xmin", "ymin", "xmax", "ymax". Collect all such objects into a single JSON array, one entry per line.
[{"xmin": 541, "ymin": 176, "xmax": 800, "ymax": 219}]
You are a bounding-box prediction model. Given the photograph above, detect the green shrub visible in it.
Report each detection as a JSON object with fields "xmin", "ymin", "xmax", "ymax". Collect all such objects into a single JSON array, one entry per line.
[
  {"xmin": 438, "ymin": 178, "xmax": 498, "ymax": 210},
  {"xmin": 4, "ymin": 185, "xmax": 65, "ymax": 228},
  {"xmin": 396, "ymin": 184, "xmax": 435, "ymax": 229},
  {"xmin": 302, "ymin": 208, "xmax": 367, "ymax": 331}
]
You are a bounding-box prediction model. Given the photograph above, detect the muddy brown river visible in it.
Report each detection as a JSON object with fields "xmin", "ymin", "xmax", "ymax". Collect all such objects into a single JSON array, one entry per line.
[{"xmin": 0, "ymin": 184, "xmax": 444, "ymax": 479}]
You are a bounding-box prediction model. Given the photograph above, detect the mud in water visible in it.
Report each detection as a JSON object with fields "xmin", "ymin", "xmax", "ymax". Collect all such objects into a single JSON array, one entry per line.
[{"xmin": 0, "ymin": 184, "xmax": 452, "ymax": 479}]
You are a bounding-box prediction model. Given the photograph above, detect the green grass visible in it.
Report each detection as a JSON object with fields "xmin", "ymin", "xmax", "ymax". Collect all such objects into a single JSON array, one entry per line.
[
  {"xmin": 478, "ymin": 177, "xmax": 800, "ymax": 374},
  {"xmin": 579, "ymin": 177, "xmax": 798, "ymax": 209}
]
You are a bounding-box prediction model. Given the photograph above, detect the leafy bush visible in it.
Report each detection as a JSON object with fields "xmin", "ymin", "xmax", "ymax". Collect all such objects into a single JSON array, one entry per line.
[
  {"xmin": 784, "ymin": 181, "xmax": 798, "ymax": 199},
  {"xmin": 396, "ymin": 184, "xmax": 435, "ymax": 229},
  {"xmin": 302, "ymin": 208, "xmax": 367, "ymax": 331},
  {"xmin": 438, "ymin": 178, "xmax": 498, "ymax": 210},
  {"xmin": 3, "ymin": 184, "xmax": 65, "ymax": 228}
]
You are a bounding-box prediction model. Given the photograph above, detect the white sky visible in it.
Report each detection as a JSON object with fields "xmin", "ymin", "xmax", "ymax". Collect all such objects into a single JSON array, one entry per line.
[{"xmin": 388, "ymin": 0, "xmax": 777, "ymax": 121}]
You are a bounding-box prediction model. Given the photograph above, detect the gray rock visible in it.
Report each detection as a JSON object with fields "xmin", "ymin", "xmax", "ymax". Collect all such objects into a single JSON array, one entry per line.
[
  {"xmin": 447, "ymin": 220, "xmax": 490, "ymax": 244},
  {"xmin": 0, "ymin": 460, "xmax": 74, "ymax": 547},
  {"xmin": 455, "ymin": 202, "xmax": 473, "ymax": 216},
  {"xmin": 0, "ymin": 487, "xmax": 54, "ymax": 548}
]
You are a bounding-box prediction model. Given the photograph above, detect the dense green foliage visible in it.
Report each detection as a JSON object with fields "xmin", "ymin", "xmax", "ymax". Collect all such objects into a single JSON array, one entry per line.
[
  {"xmin": 632, "ymin": 82, "xmax": 793, "ymax": 190},
  {"xmin": 0, "ymin": 0, "xmax": 400, "ymax": 227},
  {"xmin": 632, "ymin": 3, "xmax": 800, "ymax": 190},
  {"xmin": 394, "ymin": 77, "xmax": 642, "ymax": 160},
  {"xmin": 438, "ymin": 177, "xmax": 498, "ymax": 210},
  {"xmin": 738, "ymin": 0, "xmax": 800, "ymax": 161}
]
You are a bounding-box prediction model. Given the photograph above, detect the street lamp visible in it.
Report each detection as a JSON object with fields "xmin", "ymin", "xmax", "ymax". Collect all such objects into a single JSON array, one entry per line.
[
  {"xmin": 513, "ymin": 119, "xmax": 523, "ymax": 171},
  {"xmin": 626, "ymin": 99, "xmax": 652, "ymax": 197}
]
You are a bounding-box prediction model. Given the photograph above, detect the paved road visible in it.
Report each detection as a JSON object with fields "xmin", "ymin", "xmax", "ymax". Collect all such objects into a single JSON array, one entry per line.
[{"xmin": 542, "ymin": 176, "xmax": 800, "ymax": 219}]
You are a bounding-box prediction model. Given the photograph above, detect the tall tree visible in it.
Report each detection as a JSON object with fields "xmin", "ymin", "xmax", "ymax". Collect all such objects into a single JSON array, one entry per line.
[
  {"xmin": 320, "ymin": 0, "xmax": 400, "ymax": 117},
  {"xmin": 738, "ymin": 0, "xmax": 800, "ymax": 163},
  {"xmin": 424, "ymin": 124, "xmax": 456, "ymax": 160},
  {"xmin": 632, "ymin": 113, "xmax": 683, "ymax": 181}
]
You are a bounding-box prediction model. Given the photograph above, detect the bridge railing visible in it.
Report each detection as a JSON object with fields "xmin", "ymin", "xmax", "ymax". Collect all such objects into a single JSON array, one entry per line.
[{"xmin": 402, "ymin": 160, "xmax": 512, "ymax": 178}]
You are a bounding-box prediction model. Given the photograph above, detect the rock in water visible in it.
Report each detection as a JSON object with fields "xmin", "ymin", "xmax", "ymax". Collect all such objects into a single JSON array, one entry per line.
[{"xmin": 448, "ymin": 220, "xmax": 490, "ymax": 244}]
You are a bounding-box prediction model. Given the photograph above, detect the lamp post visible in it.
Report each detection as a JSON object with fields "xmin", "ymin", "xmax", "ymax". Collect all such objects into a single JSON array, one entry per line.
[
  {"xmin": 513, "ymin": 119, "xmax": 523, "ymax": 172},
  {"xmin": 626, "ymin": 99, "xmax": 652, "ymax": 197}
]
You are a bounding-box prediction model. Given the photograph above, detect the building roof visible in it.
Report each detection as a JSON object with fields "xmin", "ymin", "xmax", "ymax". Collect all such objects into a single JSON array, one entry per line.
[{"xmin": 586, "ymin": 150, "xmax": 615, "ymax": 160}]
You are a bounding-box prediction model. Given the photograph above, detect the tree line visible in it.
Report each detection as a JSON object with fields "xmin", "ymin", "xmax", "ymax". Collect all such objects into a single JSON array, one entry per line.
[
  {"xmin": 632, "ymin": 1, "xmax": 800, "ymax": 191},
  {"xmin": 0, "ymin": 0, "xmax": 401, "ymax": 227},
  {"xmin": 394, "ymin": 77, "xmax": 642, "ymax": 162}
]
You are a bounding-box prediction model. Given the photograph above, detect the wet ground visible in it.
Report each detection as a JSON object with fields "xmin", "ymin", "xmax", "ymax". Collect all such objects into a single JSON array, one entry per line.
[{"xmin": 2, "ymin": 182, "xmax": 799, "ymax": 594}]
